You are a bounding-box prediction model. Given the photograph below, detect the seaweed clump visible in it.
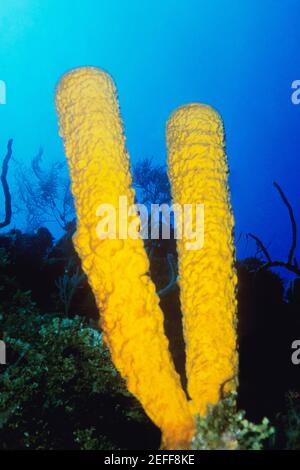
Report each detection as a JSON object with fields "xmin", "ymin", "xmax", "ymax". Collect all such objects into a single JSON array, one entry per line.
[{"xmin": 192, "ymin": 392, "xmax": 274, "ymax": 450}]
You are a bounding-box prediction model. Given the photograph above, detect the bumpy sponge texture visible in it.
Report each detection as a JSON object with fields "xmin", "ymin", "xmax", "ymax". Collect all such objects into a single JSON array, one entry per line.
[
  {"xmin": 55, "ymin": 67, "xmax": 194, "ymax": 449},
  {"xmin": 167, "ymin": 103, "xmax": 238, "ymax": 416}
]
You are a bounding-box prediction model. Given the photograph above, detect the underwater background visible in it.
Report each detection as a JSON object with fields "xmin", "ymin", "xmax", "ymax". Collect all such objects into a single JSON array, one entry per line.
[
  {"xmin": 1, "ymin": 0, "xmax": 300, "ymax": 451},
  {"xmin": 1, "ymin": 0, "xmax": 300, "ymax": 261}
]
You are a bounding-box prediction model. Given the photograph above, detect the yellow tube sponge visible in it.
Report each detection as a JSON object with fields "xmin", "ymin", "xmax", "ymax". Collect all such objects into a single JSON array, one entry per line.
[
  {"xmin": 55, "ymin": 67, "xmax": 194, "ymax": 450},
  {"xmin": 166, "ymin": 103, "xmax": 238, "ymax": 416}
]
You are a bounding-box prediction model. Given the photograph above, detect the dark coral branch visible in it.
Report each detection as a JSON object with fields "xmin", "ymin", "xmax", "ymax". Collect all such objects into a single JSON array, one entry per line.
[
  {"xmin": 257, "ymin": 261, "xmax": 300, "ymax": 277},
  {"xmin": 247, "ymin": 233, "xmax": 272, "ymax": 263},
  {"xmin": 273, "ymin": 182, "xmax": 297, "ymax": 265},
  {"xmin": 0, "ymin": 139, "xmax": 13, "ymax": 229},
  {"xmin": 248, "ymin": 182, "xmax": 300, "ymax": 277}
]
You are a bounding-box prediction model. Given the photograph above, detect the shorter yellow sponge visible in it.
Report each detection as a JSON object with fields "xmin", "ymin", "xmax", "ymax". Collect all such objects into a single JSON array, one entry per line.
[{"xmin": 167, "ymin": 103, "xmax": 238, "ymax": 416}]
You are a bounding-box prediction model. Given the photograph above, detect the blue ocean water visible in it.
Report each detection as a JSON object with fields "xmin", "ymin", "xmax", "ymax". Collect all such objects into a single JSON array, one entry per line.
[{"xmin": 0, "ymin": 0, "xmax": 300, "ymax": 263}]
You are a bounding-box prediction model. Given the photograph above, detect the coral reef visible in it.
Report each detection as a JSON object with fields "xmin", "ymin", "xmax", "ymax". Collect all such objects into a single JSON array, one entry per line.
[{"xmin": 192, "ymin": 392, "xmax": 274, "ymax": 450}]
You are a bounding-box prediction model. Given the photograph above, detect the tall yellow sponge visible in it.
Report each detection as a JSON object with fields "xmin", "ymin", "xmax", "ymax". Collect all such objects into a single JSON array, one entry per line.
[
  {"xmin": 55, "ymin": 67, "xmax": 194, "ymax": 450},
  {"xmin": 166, "ymin": 103, "xmax": 238, "ymax": 416}
]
